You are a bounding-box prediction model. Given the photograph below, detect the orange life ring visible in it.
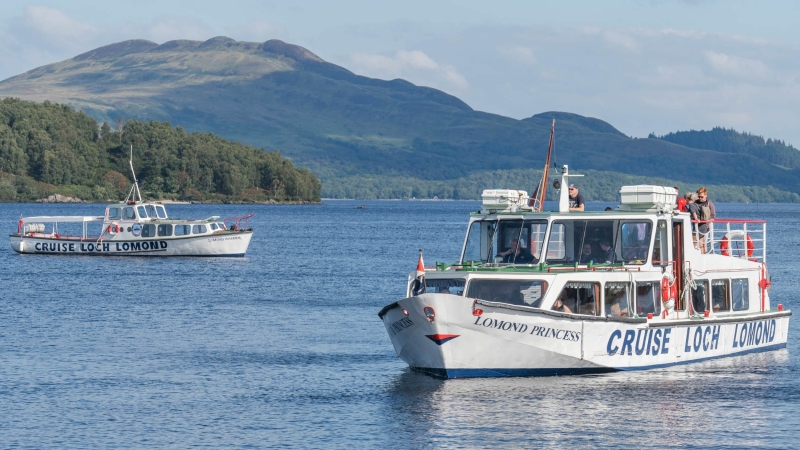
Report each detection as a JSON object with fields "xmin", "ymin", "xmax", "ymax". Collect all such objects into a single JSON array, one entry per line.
[
  {"xmin": 720, "ymin": 232, "xmax": 754, "ymax": 257},
  {"xmin": 661, "ymin": 275, "xmax": 677, "ymax": 305}
]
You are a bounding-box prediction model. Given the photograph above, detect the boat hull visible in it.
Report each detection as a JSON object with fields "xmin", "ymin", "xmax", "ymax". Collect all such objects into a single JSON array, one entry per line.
[
  {"xmin": 10, "ymin": 232, "xmax": 253, "ymax": 257},
  {"xmin": 381, "ymin": 294, "xmax": 791, "ymax": 378}
]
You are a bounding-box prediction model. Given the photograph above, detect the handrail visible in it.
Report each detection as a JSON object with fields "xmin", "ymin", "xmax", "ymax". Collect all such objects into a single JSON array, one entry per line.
[
  {"xmin": 223, "ymin": 213, "xmax": 254, "ymax": 231},
  {"xmin": 690, "ymin": 218, "xmax": 766, "ymax": 262}
]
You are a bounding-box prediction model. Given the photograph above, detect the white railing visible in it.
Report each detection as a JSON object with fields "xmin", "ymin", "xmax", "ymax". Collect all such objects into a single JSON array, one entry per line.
[{"xmin": 691, "ymin": 219, "xmax": 766, "ymax": 262}]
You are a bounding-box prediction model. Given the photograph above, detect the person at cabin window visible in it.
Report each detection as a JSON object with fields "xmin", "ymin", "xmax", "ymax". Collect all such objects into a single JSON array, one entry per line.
[
  {"xmin": 568, "ymin": 184, "xmax": 585, "ymax": 211},
  {"xmin": 497, "ymin": 239, "xmax": 536, "ymax": 264},
  {"xmin": 598, "ymin": 240, "xmax": 613, "ymax": 263},
  {"xmin": 606, "ymin": 289, "xmax": 629, "ymax": 317},
  {"xmin": 695, "ymin": 188, "xmax": 716, "ymax": 254},
  {"xmin": 552, "ymin": 290, "xmax": 574, "ymax": 314},
  {"xmin": 579, "ymin": 243, "xmax": 596, "ymax": 264}
]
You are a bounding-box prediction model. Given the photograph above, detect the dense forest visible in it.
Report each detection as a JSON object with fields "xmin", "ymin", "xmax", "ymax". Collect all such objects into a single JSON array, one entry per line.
[
  {"xmin": 0, "ymin": 98, "xmax": 320, "ymax": 203},
  {"xmin": 652, "ymin": 127, "xmax": 800, "ymax": 170}
]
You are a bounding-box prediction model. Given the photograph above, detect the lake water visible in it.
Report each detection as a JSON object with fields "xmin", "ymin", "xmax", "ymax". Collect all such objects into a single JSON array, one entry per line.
[{"xmin": 1, "ymin": 200, "xmax": 797, "ymax": 448}]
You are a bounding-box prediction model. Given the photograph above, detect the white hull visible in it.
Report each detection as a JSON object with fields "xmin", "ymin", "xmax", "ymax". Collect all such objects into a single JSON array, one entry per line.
[
  {"xmin": 381, "ymin": 294, "xmax": 791, "ymax": 378},
  {"xmin": 10, "ymin": 232, "xmax": 252, "ymax": 257}
]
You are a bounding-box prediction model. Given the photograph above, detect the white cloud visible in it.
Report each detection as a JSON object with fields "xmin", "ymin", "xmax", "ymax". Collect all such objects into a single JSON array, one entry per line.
[
  {"xmin": 350, "ymin": 49, "xmax": 469, "ymax": 90},
  {"xmin": 601, "ymin": 30, "xmax": 639, "ymax": 51},
  {"xmin": 22, "ymin": 5, "xmax": 96, "ymax": 47},
  {"xmin": 705, "ymin": 51, "xmax": 772, "ymax": 80}
]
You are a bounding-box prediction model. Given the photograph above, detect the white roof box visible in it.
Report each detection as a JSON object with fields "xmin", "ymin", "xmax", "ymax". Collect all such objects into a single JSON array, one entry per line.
[
  {"xmin": 481, "ymin": 189, "xmax": 529, "ymax": 213},
  {"xmin": 619, "ymin": 185, "xmax": 677, "ymax": 211}
]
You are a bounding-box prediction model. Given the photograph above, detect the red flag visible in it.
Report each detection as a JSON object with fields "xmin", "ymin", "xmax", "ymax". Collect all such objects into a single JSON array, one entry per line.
[{"xmin": 412, "ymin": 250, "xmax": 426, "ymax": 296}]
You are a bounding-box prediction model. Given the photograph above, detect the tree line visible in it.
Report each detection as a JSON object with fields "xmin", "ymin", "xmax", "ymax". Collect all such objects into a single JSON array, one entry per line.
[{"xmin": 0, "ymin": 98, "xmax": 321, "ymax": 203}]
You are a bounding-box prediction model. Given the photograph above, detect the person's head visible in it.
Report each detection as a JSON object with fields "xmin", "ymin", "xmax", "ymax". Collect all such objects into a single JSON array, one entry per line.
[
  {"xmin": 441, "ymin": 287, "xmax": 451, "ymax": 294},
  {"xmin": 582, "ymin": 243, "xmax": 592, "ymax": 255},
  {"xmin": 509, "ymin": 239, "xmax": 520, "ymax": 251},
  {"xmin": 605, "ymin": 206, "xmax": 613, "ymax": 211},
  {"xmin": 600, "ymin": 240, "xmax": 611, "ymax": 251},
  {"xmin": 697, "ymin": 187, "xmax": 708, "ymax": 202},
  {"xmin": 673, "ymin": 186, "xmax": 680, "ymax": 195},
  {"xmin": 568, "ymin": 184, "xmax": 578, "ymax": 197}
]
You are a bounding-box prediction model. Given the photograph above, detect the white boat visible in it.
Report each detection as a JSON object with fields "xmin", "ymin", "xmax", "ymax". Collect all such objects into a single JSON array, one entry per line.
[
  {"xmin": 10, "ymin": 148, "xmax": 254, "ymax": 257},
  {"xmin": 379, "ymin": 124, "xmax": 790, "ymax": 378}
]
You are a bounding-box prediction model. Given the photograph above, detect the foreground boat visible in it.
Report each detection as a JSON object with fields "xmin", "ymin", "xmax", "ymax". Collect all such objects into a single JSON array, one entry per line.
[
  {"xmin": 379, "ymin": 125, "xmax": 790, "ymax": 378},
  {"xmin": 10, "ymin": 148, "xmax": 254, "ymax": 257}
]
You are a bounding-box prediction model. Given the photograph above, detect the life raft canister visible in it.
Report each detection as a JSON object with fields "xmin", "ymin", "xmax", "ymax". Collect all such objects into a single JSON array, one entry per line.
[{"xmin": 720, "ymin": 230, "xmax": 754, "ymax": 257}]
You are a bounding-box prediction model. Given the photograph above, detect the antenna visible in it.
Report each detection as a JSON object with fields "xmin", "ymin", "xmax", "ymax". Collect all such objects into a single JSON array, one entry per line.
[{"xmin": 124, "ymin": 145, "xmax": 143, "ymax": 204}]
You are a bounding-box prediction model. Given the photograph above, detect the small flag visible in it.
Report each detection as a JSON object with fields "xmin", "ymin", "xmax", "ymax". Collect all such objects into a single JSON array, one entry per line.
[
  {"xmin": 528, "ymin": 182, "xmax": 540, "ymax": 207},
  {"xmin": 411, "ymin": 249, "xmax": 426, "ymax": 296}
]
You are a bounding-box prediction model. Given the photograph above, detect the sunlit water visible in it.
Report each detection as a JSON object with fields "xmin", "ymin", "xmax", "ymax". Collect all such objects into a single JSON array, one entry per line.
[{"xmin": 0, "ymin": 201, "xmax": 797, "ymax": 448}]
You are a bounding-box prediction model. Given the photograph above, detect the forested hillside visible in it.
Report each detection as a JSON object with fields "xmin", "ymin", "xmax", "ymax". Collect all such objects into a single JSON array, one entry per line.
[
  {"xmin": 653, "ymin": 127, "xmax": 800, "ymax": 170},
  {"xmin": 0, "ymin": 98, "xmax": 320, "ymax": 202}
]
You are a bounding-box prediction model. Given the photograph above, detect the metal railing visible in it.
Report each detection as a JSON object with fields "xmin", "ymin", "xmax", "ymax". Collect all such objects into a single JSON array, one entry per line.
[{"xmin": 691, "ymin": 219, "xmax": 766, "ymax": 262}]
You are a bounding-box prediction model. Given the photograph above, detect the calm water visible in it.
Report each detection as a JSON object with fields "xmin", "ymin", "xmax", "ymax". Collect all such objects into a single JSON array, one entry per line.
[{"xmin": 0, "ymin": 200, "xmax": 797, "ymax": 448}]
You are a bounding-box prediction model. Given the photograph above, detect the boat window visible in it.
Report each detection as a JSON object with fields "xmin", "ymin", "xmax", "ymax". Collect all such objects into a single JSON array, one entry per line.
[
  {"xmin": 210, "ymin": 223, "xmax": 218, "ymax": 231},
  {"xmin": 546, "ymin": 223, "xmax": 566, "ymax": 263},
  {"xmin": 157, "ymin": 224, "xmax": 173, "ymax": 237},
  {"xmin": 108, "ymin": 208, "xmax": 121, "ymax": 220},
  {"xmin": 123, "ymin": 207, "xmax": 136, "ymax": 220},
  {"xmin": 174, "ymin": 224, "xmax": 191, "ymax": 236},
  {"xmin": 605, "ymin": 282, "xmax": 631, "ymax": 317},
  {"xmin": 732, "ymin": 279, "xmax": 749, "ymax": 311},
  {"xmin": 711, "ymin": 279, "xmax": 730, "ymax": 312},
  {"xmin": 636, "ymin": 282, "xmax": 661, "ymax": 316},
  {"xmin": 463, "ymin": 221, "xmax": 486, "ymax": 263},
  {"xmin": 192, "ymin": 224, "xmax": 207, "ymax": 234},
  {"xmin": 146, "ymin": 205, "xmax": 158, "ymax": 219},
  {"xmin": 467, "ymin": 279, "xmax": 548, "ymax": 307},
  {"xmin": 218, "ymin": 223, "xmax": 227, "ymax": 230},
  {"xmin": 691, "ymin": 280, "xmax": 709, "ymax": 314},
  {"xmin": 553, "ymin": 282, "xmax": 599, "ymax": 315},
  {"xmin": 546, "ymin": 220, "xmax": 615, "ymax": 264},
  {"xmin": 155, "ymin": 206, "xmax": 167, "ymax": 219},
  {"xmin": 137, "ymin": 206, "xmax": 147, "ymax": 219},
  {"xmin": 652, "ymin": 220, "xmax": 668, "ymax": 264},
  {"xmin": 426, "ymin": 279, "xmax": 466, "ymax": 296},
  {"xmin": 494, "ymin": 219, "xmax": 547, "ymax": 264},
  {"xmin": 142, "ymin": 224, "xmax": 155, "ymax": 238},
  {"xmin": 620, "ymin": 221, "xmax": 653, "ymax": 264}
]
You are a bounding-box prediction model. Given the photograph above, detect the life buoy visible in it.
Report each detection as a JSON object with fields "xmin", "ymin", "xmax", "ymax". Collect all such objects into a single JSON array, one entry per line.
[
  {"xmin": 108, "ymin": 222, "xmax": 119, "ymax": 234},
  {"xmin": 720, "ymin": 231, "xmax": 754, "ymax": 257},
  {"xmin": 661, "ymin": 275, "xmax": 677, "ymax": 306}
]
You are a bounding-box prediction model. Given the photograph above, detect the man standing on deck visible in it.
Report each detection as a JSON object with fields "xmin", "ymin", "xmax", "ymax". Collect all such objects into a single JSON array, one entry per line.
[{"xmin": 569, "ymin": 184, "xmax": 585, "ymax": 211}]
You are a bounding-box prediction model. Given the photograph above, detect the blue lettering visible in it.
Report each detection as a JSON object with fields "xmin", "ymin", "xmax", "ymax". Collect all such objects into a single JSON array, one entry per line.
[
  {"xmin": 607, "ymin": 330, "xmax": 622, "ymax": 355},
  {"xmin": 132, "ymin": 242, "xmax": 141, "ymax": 251},
  {"xmin": 116, "ymin": 243, "xmax": 122, "ymax": 251},
  {"xmin": 684, "ymin": 327, "xmax": 692, "ymax": 352},
  {"xmin": 103, "ymin": 243, "xmax": 109, "ymax": 252},
  {"xmin": 634, "ymin": 330, "xmax": 647, "ymax": 356},
  {"xmin": 710, "ymin": 326, "xmax": 720, "ymax": 350},
  {"xmin": 661, "ymin": 328, "xmax": 671, "ymax": 354},
  {"xmin": 652, "ymin": 329, "xmax": 662, "ymax": 355},
  {"xmin": 747, "ymin": 324, "xmax": 756, "ymax": 346},
  {"xmin": 646, "ymin": 329, "xmax": 654, "ymax": 355},
  {"xmin": 621, "ymin": 330, "xmax": 636, "ymax": 356},
  {"xmin": 160, "ymin": 240, "xmax": 167, "ymax": 249},
  {"xmin": 769, "ymin": 320, "xmax": 777, "ymax": 342},
  {"xmin": 739, "ymin": 323, "xmax": 748, "ymax": 347},
  {"xmin": 702, "ymin": 326, "xmax": 711, "ymax": 351},
  {"xmin": 122, "ymin": 243, "xmax": 130, "ymax": 251},
  {"xmin": 69, "ymin": 243, "xmax": 75, "ymax": 252},
  {"xmin": 733, "ymin": 324, "xmax": 739, "ymax": 348},
  {"xmin": 693, "ymin": 327, "xmax": 702, "ymax": 352},
  {"xmin": 755, "ymin": 322, "xmax": 763, "ymax": 345}
]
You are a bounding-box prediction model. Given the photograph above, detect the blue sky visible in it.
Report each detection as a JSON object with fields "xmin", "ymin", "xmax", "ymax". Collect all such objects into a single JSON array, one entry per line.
[{"xmin": 2, "ymin": 0, "xmax": 800, "ymax": 146}]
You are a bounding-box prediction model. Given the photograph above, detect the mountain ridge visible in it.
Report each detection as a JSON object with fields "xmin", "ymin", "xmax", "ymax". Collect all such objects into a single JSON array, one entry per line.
[{"xmin": 1, "ymin": 36, "xmax": 798, "ymax": 200}]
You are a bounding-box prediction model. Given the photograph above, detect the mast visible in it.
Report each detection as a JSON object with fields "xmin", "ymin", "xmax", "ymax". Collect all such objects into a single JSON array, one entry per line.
[
  {"xmin": 124, "ymin": 145, "xmax": 143, "ymax": 204},
  {"xmin": 533, "ymin": 119, "xmax": 555, "ymax": 212}
]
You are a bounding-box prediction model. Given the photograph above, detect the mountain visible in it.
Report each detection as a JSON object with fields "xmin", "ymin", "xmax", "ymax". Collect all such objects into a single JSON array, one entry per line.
[{"xmin": 2, "ymin": 37, "xmax": 799, "ymax": 201}]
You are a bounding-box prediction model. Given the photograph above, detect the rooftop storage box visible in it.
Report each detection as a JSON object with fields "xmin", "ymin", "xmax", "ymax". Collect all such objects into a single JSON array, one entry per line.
[
  {"xmin": 481, "ymin": 189, "xmax": 529, "ymax": 212},
  {"xmin": 619, "ymin": 185, "xmax": 677, "ymax": 209}
]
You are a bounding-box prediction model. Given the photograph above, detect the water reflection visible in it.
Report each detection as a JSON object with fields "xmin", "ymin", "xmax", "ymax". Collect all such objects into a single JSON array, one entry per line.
[{"xmin": 384, "ymin": 350, "xmax": 797, "ymax": 448}]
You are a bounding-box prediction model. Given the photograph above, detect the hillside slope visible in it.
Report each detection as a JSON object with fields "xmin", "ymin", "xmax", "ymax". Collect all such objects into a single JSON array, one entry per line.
[{"xmin": 2, "ymin": 37, "xmax": 799, "ymax": 199}]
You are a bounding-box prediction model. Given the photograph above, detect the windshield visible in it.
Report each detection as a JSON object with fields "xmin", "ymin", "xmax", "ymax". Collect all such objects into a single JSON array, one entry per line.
[
  {"xmin": 545, "ymin": 219, "xmax": 653, "ymax": 265},
  {"xmin": 466, "ymin": 279, "xmax": 548, "ymax": 307},
  {"xmin": 156, "ymin": 206, "xmax": 167, "ymax": 219},
  {"xmin": 462, "ymin": 219, "xmax": 547, "ymax": 264}
]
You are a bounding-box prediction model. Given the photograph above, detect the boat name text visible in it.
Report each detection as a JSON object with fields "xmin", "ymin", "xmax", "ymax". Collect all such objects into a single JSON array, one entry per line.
[
  {"xmin": 387, "ymin": 317, "xmax": 414, "ymax": 337},
  {"xmin": 473, "ymin": 317, "xmax": 581, "ymax": 341},
  {"xmin": 33, "ymin": 241, "xmax": 168, "ymax": 253}
]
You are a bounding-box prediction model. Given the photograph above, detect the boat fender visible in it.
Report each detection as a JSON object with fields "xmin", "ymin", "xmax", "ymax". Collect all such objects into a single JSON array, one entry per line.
[{"xmin": 720, "ymin": 231, "xmax": 754, "ymax": 257}]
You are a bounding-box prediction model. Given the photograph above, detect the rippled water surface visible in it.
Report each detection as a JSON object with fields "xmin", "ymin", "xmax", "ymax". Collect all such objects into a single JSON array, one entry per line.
[{"xmin": 1, "ymin": 201, "xmax": 798, "ymax": 448}]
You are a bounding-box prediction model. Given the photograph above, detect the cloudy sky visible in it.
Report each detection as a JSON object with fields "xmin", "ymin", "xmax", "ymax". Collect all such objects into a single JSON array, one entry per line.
[{"xmin": 2, "ymin": 0, "xmax": 800, "ymax": 146}]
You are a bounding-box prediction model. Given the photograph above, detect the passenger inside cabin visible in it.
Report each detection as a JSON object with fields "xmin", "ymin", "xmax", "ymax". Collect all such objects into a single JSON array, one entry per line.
[
  {"xmin": 598, "ymin": 240, "xmax": 613, "ymax": 263},
  {"xmin": 606, "ymin": 289, "xmax": 629, "ymax": 317},
  {"xmin": 552, "ymin": 290, "xmax": 574, "ymax": 314},
  {"xmin": 579, "ymin": 243, "xmax": 596, "ymax": 264},
  {"xmin": 498, "ymin": 239, "xmax": 536, "ymax": 264}
]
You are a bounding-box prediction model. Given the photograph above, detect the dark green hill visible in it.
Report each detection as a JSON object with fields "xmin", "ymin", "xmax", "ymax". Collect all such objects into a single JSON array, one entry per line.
[
  {"xmin": 1, "ymin": 37, "xmax": 798, "ymax": 201},
  {"xmin": 0, "ymin": 98, "xmax": 320, "ymax": 203}
]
